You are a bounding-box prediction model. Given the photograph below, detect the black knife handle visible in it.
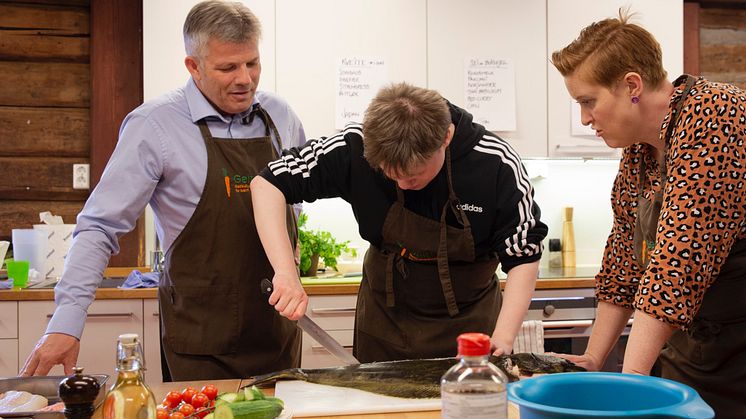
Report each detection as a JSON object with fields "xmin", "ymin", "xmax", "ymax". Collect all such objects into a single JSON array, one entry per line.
[{"xmin": 260, "ymin": 278, "xmax": 273, "ymax": 296}]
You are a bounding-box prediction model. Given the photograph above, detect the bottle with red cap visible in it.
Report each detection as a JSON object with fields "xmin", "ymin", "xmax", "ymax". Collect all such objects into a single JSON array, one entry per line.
[{"xmin": 440, "ymin": 332, "xmax": 508, "ymax": 418}]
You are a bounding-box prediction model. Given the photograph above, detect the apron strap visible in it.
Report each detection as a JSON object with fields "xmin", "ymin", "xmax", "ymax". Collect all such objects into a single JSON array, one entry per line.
[
  {"xmin": 438, "ymin": 147, "xmax": 461, "ymax": 317},
  {"xmin": 437, "ymin": 204, "xmax": 460, "ymax": 317},
  {"xmin": 639, "ymin": 75, "xmax": 698, "ymax": 186},
  {"xmin": 246, "ymin": 104, "xmax": 286, "ymax": 154},
  {"xmin": 197, "ymin": 119, "xmax": 213, "ymax": 140},
  {"xmin": 385, "ymin": 252, "xmax": 396, "ymax": 308}
]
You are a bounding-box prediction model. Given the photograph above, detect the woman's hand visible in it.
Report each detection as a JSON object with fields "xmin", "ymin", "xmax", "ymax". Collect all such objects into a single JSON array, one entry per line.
[{"xmin": 549, "ymin": 352, "xmax": 602, "ymax": 371}]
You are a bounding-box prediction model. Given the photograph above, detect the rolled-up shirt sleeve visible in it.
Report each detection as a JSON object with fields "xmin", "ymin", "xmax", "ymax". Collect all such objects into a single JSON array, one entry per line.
[{"xmin": 596, "ymin": 151, "xmax": 644, "ymax": 309}]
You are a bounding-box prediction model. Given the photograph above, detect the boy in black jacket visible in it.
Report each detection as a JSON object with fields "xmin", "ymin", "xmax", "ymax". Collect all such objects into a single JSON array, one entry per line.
[{"xmin": 251, "ymin": 83, "xmax": 547, "ymax": 362}]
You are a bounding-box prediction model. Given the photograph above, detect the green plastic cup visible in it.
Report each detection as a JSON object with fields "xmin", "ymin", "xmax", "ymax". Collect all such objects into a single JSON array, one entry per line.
[{"xmin": 5, "ymin": 259, "xmax": 29, "ymax": 288}]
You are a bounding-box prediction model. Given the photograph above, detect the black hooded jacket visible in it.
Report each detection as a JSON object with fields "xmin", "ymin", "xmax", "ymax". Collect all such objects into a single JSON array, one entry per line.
[{"xmin": 259, "ymin": 103, "xmax": 547, "ymax": 272}]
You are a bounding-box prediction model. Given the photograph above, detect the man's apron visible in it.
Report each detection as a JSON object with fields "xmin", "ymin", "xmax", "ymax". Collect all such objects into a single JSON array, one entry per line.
[
  {"xmin": 354, "ymin": 148, "xmax": 502, "ymax": 362},
  {"xmin": 158, "ymin": 106, "xmax": 301, "ymax": 381},
  {"xmin": 633, "ymin": 75, "xmax": 746, "ymax": 417}
]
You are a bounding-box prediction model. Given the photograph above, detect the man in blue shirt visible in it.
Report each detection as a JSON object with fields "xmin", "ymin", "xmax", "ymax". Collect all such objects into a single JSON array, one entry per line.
[{"xmin": 20, "ymin": 0, "xmax": 307, "ymax": 380}]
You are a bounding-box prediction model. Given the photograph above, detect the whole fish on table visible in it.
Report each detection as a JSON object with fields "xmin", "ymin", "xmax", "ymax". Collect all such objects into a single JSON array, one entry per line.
[{"xmin": 246, "ymin": 353, "xmax": 584, "ymax": 399}]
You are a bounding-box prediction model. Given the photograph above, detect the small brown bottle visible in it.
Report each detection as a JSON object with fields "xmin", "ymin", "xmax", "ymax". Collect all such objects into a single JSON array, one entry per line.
[
  {"xmin": 58, "ymin": 366, "xmax": 101, "ymax": 419},
  {"xmin": 561, "ymin": 207, "xmax": 576, "ymax": 267}
]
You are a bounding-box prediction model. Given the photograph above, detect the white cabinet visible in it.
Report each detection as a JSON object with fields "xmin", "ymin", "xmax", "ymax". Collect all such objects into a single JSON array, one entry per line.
[
  {"xmin": 142, "ymin": 299, "xmax": 163, "ymax": 383},
  {"xmin": 301, "ymin": 295, "xmax": 357, "ymax": 368},
  {"xmin": 276, "ymin": 0, "xmax": 428, "ymax": 139},
  {"xmin": 546, "ymin": 0, "xmax": 683, "ymax": 157},
  {"xmin": 428, "ymin": 0, "xmax": 548, "ymax": 158},
  {"xmin": 0, "ymin": 302, "xmax": 18, "ymax": 377},
  {"xmin": 18, "ymin": 300, "xmax": 144, "ymax": 379}
]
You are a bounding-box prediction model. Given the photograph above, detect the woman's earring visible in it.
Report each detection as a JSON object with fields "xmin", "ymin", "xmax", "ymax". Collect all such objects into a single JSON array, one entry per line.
[{"xmin": 631, "ymin": 96, "xmax": 640, "ymax": 104}]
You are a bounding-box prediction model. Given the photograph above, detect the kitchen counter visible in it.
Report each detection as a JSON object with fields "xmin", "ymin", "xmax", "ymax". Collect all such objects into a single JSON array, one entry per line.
[{"xmin": 0, "ymin": 266, "xmax": 597, "ymax": 301}]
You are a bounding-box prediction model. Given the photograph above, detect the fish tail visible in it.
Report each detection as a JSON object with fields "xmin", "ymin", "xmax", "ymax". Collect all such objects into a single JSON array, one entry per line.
[{"xmin": 246, "ymin": 368, "xmax": 309, "ymax": 387}]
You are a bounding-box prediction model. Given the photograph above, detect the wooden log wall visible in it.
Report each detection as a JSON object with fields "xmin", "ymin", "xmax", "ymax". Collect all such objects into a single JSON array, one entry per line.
[
  {"xmin": 698, "ymin": 3, "xmax": 746, "ymax": 89},
  {"xmin": 0, "ymin": 0, "xmax": 90, "ymax": 240},
  {"xmin": 0, "ymin": 0, "xmax": 144, "ymax": 267}
]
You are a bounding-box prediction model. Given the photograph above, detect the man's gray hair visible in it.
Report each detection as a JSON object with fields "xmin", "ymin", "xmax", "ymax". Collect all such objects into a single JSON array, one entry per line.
[{"xmin": 183, "ymin": 1, "xmax": 262, "ymax": 58}]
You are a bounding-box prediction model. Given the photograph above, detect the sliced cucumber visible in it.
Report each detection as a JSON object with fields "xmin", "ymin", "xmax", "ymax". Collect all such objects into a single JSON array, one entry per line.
[
  {"xmin": 217, "ymin": 392, "xmax": 244, "ymax": 404},
  {"xmin": 243, "ymin": 385, "xmax": 265, "ymax": 401}
]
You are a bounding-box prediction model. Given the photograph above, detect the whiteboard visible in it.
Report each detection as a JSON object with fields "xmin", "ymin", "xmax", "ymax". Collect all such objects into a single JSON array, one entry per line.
[
  {"xmin": 428, "ymin": 0, "xmax": 547, "ymax": 157},
  {"xmin": 275, "ymin": 0, "xmax": 427, "ymax": 139}
]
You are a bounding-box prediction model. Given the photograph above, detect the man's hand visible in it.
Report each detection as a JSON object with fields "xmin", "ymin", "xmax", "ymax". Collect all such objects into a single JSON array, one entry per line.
[
  {"xmin": 268, "ymin": 272, "xmax": 308, "ymax": 321},
  {"xmin": 490, "ymin": 335, "xmax": 512, "ymax": 357},
  {"xmin": 19, "ymin": 333, "xmax": 80, "ymax": 376}
]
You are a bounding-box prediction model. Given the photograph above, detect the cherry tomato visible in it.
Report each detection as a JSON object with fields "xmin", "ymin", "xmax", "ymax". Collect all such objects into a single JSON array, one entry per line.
[
  {"xmin": 170, "ymin": 413, "xmax": 185, "ymax": 419},
  {"xmin": 178, "ymin": 403, "xmax": 195, "ymax": 416},
  {"xmin": 181, "ymin": 387, "xmax": 198, "ymax": 405},
  {"xmin": 194, "ymin": 407, "xmax": 211, "ymax": 419},
  {"xmin": 156, "ymin": 408, "xmax": 170, "ymax": 419},
  {"xmin": 200, "ymin": 384, "xmax": 219, "ymax": 400},
  {"xmin": 191, "ymin": 392, "xmax": 210, "ymax": 409},
  {"xmin": 162, "ymin": 391, "xmax": 182, "ymax": 409}
]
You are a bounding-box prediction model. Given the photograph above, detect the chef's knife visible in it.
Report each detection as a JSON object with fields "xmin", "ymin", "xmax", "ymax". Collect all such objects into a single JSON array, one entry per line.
[{"xmin": 260, "ymin": 278, "xmax": 360, "ymax": 365}]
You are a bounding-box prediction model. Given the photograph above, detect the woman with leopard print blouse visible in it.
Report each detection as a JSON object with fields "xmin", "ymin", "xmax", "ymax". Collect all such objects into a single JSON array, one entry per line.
[{"xmin": 551, "ymin": 9, "xmax": 746, "ymax": 417}]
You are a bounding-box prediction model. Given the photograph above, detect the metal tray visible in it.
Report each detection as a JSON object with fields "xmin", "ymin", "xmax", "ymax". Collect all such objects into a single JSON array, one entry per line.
[{"xmin": 0, "ymin": 374, "xmax": 108, "ymax": 418}]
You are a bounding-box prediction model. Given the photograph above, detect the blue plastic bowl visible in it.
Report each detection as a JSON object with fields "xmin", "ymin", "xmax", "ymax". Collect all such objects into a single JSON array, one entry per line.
[{"xmin": 507, "ymin": 372, "xmax": 714, "ymax": 418}]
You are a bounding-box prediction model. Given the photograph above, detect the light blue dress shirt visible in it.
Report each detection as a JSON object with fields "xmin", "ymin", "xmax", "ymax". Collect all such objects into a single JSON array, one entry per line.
[{"xmin": 47, "ymin": 78, "xmax": 306, "ymax": 339}]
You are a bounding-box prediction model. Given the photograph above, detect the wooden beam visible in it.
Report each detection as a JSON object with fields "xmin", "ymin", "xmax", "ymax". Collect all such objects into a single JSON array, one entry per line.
[
  {"xmin": 0, "ymin": 3, "xmax": 89, "ymax": 35},
  {"xmin": 0, "ymin": 31, "xmax": 89, "ymax": 62},
  {"xmin": 3, "ymin": 1, "xmax": 89, "ymax": 6},
  {"xmin": 0, "ymin": 62, "xmax": 89, "ymax": 107},
  {"xmin": 0, "ymin": 107, "xmax": 89, "ymax": 157},
  {"xmin": 694, "ymin": 0, "xmax": 746, "ymax": 9},
  {"xmin": 684, "ymin": 2, "xmax": 700, "ymax": 75},
  {"xmin": 0, "ymin": 156, "xmax": 90, "ymax": 201},
  {"xmin": 90, "ymin": 0, "xmax": 144, "ymax": 267}
]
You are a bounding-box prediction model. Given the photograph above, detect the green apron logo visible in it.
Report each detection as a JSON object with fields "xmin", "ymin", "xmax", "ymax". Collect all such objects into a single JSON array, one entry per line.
[{"xmin": 222, "ymin": 168, "xmax": 254, "ymax": 197}]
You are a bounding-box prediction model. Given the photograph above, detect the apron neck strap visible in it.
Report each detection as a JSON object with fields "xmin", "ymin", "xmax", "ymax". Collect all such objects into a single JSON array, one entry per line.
[{"xmin": 640, "ymin": 75, "xmax": 698, "ymax": 185}]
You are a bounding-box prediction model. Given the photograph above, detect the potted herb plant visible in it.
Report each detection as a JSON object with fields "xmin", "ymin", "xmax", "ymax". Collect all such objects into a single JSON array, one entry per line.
[{"xmin": 297, "ymin": 213, "xmax": 355, "ymax": 277}]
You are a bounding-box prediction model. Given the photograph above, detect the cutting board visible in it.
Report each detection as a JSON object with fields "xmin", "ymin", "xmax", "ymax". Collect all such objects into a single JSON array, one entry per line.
[{"xmin": 274, "ymin": 380, "xmax": 440, "ymax": 417}]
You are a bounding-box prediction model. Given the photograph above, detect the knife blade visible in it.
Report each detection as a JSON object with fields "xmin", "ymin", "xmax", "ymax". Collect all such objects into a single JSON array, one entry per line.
[{"xmin": 260, "ymin": 278, "xmax": 360, "ymax": 365}]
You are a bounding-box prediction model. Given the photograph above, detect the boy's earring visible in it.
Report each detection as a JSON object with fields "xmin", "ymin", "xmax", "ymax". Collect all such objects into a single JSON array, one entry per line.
[{"xmin": 631, "ymin": 96, "xmax": 640, "ymax": 104}]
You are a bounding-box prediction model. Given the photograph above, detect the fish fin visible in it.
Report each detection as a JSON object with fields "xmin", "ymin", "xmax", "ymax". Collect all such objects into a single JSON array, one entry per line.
[{"xmin": 245, "ymin": 368, "xmax": 309, "ymax": 387}]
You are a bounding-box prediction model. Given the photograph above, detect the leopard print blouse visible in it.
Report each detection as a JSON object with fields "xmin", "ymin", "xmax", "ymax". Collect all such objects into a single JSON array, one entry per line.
[{"xmin": 596, "ymin": 75, "xmax": 746, "ymax": 330}]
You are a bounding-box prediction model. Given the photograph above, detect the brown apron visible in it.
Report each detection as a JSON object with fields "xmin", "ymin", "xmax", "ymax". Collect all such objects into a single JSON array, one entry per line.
[
  {"xmin": 633, "ymin": 75, "xmax": 746, "ymax": 418},
  {"xmin": 158, "ymin": 106, "xmax": 301, "ymax": 381},
  {"xmin": 354, "ymin": 147, "xmax": 502, "ymax": 362}
]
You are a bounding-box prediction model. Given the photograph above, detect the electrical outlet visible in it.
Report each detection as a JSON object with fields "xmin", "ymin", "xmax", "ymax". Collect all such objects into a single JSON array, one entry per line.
[{"xmin": 73, "ymin": 164, "xmax": 90, "ymax": 189}]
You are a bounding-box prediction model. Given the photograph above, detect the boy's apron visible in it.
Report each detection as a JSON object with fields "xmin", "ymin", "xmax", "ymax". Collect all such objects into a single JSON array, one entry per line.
[
  {"xmin": 633, "ymin": 75, "xmax": 746, "ymax": 417},
  {"xmin": 354, "ymin": 147, "xmax": 502, "ymax": 362},
  {"xmin": 158, "ymin": 106, "xmax": 301, "ymax": 380}
]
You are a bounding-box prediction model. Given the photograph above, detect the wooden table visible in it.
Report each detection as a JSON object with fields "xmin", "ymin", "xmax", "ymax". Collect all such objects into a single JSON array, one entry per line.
[{"xmin": 92, "ymin": 378, "xmax": 520, "ymax": 418}]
